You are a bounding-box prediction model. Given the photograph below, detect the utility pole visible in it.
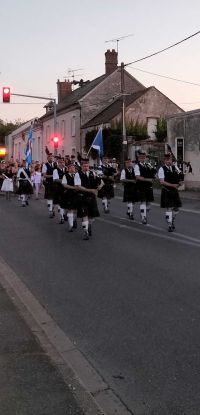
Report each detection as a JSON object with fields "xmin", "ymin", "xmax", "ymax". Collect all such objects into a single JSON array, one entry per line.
[{"xmin": 120, "ymin": 62, "xmax": 127, "ymax": 166}]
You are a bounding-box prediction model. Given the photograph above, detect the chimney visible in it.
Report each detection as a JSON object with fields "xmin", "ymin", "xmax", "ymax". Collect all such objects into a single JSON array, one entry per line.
[
  {"xmin": 105, "ymin": 49, "xmax": 118, "ymax": 75},
  {"xmin": 57, "ymin": 79, "xmax": 72, "ymax": 103}
]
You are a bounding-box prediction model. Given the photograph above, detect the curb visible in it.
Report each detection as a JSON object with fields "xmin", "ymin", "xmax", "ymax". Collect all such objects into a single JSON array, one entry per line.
[{"xmin": 0, "ymin": 256, "xmax": 133, "ymax": 415}]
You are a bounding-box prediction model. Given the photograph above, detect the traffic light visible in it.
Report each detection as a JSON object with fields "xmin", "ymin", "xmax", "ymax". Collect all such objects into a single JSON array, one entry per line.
[
  {"xmin": 53, "ymin": 136, "xmax": 59, "ymax": 149},
  {"xmin": 2, "ymin": 87, "xmax": 10, "ymax": 103}
]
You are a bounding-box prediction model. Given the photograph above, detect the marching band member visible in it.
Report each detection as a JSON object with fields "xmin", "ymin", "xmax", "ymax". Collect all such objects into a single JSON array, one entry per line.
[
  {"xmin": 134, "ymin": 150, "xmax": 156, "ymax": 224},
  {"xmin": 74, "ymin": 158, "xmax": 101, "ymax": 240},
  {"xmin": 42, "ymin": 153, "xmax": 56, "ymax": 218},
  {"xmin": 16, "ymin": 161, "xmax": 33, "ymax": 207},
  {"xmin": 120, "ymin": 158, "xmax": 137, "ymax": 220},
  {"xmin": 53, "ymin": 157, "xmax": 66, "ymax": 224},
  {"xmin": 158, "ymin": 153, "xmax": 184, "ymax": 232},
  {"xmin": 62, "ymin": 163, "xmax": 77, "ymax": 232},
  {"xmin": 97, "ymin": 156, "xmax": 117, "ymax": 213}
]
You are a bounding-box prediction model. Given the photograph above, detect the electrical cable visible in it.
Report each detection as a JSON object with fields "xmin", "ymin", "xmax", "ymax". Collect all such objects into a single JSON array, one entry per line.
[{"xmin": 125, "ymin": 30, "xmax": 200, "ymax": 66}]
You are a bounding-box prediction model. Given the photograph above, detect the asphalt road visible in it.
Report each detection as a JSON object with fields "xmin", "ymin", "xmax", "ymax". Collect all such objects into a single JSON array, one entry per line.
[{"xmin": 0, "ymin": 192, "xmax": 200, "ymax": 415}]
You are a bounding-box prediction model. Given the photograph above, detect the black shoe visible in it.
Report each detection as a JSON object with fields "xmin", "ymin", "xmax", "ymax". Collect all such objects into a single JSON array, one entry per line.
[
  {"xmin": 129, "ymin": 213, "xmax": 134, "ymax": 220},
  {"xmin": 88, "ymin": 224, "xmax": 92, "ymax": 236},
  {"xmin": 168, "ymin": 225, "xmax": 173, "ymax": 232},
  {"xmin": 68, "ymin": 227, "xmax": 73, "ymax": 232},
  {"xmin": 26, "ymin": 200, "xmax": 29, "ymax": 206},
  {"xmin": 73, "ymin": 219, "xmax": 77, "ymax": 229},
  {"xmin": 59, "ymin": 218, "xmax": 64, "ymax": 224},
  {"xmin": 142, "ymin": 217, "xmax": 147, "ymax": 225},
  {"xmin": 21, "ymin": 203, "xmax": 26, "ymax": 207},
  {"xmin": 104, "ymin": 207, "xmax": 110, "ymax": 213},
  {"xmin": 49, "ymin": 212, "xmax": 54, "ymax": 218},
  {"xmin": 83, "ymin": 231, "xmax": 89, "ymax": 240},
  {"xmin": 172, "ymin": 221, "xmax": 175, "ymax": 231}
]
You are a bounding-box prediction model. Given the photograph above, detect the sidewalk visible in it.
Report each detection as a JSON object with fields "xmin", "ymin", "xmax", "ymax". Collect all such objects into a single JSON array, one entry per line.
[{"xmin": 0, "ymin": 283, "xmax": 85, "ymax": 415}]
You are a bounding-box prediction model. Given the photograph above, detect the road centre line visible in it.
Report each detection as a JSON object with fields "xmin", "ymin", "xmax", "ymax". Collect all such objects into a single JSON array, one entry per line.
[
  {"xmin": 99, "ymin": 216, "xmax": 200, "ymax": 249},
  {"xmin": 115, "ymin": 196, "xmax": 200, "ymax": 214}
]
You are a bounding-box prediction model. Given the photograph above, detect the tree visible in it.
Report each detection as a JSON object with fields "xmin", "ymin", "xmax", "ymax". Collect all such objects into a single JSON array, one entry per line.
[
  {"xmin": 84, "ymin": 127, "xmax": 122, "ymax": 160},
  {"xmin": 0, "ymin": 119, "xmax": 24, "ymax": 145},
  {"xmin": 154, "ymin": 118, "xmax": 167, "ymax": 142}
]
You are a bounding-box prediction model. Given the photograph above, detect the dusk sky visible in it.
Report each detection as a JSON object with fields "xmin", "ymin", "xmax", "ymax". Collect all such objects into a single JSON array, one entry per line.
[{"xmin": 0, "ymin": 0, "xmax": 200, "ymax": 123}]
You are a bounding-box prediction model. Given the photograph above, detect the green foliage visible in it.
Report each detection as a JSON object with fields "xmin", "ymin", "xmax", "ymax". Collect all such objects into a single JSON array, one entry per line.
[
  {"xmin": 0, "ymin": 119, "xmax": 24, "ymax": 145},
  {"xmin": 126, "ymin": 120, "xmax": 148, "ymax": 140},
  {"xmin": 155, "ymin": 118, "xmax": 167, "ymax": 142}
]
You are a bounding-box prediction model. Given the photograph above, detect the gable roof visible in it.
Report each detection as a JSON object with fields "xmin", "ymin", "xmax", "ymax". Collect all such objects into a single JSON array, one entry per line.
[
  {"xmin": 82, "ymin": 89, "xmax": 149, "ymax": 128},
  {"xmin": 40, "ymin": 73, "xmax": 108, "ymax": 120}
]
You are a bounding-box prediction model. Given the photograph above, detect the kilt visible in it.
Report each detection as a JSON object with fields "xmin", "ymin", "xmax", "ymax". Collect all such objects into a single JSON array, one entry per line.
[
  {"xmin": 44, "ymin": 181, "xmax": 54, "ymax": 200},
  {"xmin": 76, "ymin": 192, "xmax": 100, "ymax": 218},
  {"xmin": 60, "ymin": 189, "xmax": 77, "ymax": 210},
  {"xmin": 53, "ymin": 181, "xmax": 64, "ymax": 205},
  {"xmin": 137, "ymin": 182, "xmax": 154, "ymax": 203},
  {"xmin": 161, "ymin": 187, "xmax": 182, "ymax": 208},
  {"xmin": 123, "ymin": 183, "xmax": 138, "ymax": 203},
  {"xmin": 98, "ymin": 182, "xmax": 114, "ymax": 199},
  {"xmin": 16, "ymin": 180, "xmax": 33, "ymax": 195}
]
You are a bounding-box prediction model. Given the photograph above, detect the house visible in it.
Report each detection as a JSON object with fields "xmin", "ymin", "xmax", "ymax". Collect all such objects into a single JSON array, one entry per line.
[
  {"xmin": 6, "ymin": 49, "xmax": 184, "ymax": 162},
  {"xmin": 167, "ymin": 109, "xmax": 200, "ymax": 190}
]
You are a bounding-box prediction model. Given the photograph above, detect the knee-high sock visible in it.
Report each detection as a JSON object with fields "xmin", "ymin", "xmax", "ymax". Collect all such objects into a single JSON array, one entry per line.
[
  {"xmin": 165, "ymin": 210, "xmax": 173, "ymax": 225},
  {"xmin": 102, "ymin": 197, "xmax": 108, "ymax": 209},
  {"xmin": 47, "ymin": 200, "xmax": 53, "ymax": 211},
  {"xmin": 60, "ymin": 208, "xmax": 64, "ymax": 219},
  {"xmin": 140, "ymin": 203, "xmax": 146, "ymax": 220},
  {"xmin": 67, "ymin": 212, "xmax": 74, "ymax": 228},
  {"xmin": 82, "ymin": 219, "xmax": 89, "ymax": 231},
  {"xmin": 127, "ymin": 202, "xmax": 133, "ymax": 214}
]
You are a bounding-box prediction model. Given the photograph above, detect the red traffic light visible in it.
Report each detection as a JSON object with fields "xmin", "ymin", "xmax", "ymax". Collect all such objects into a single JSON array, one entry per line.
[
  {"xmin": 53, "ymin": 136, "xmax": 59, "ymax": 148},
  {"xmin": 2, "ymin": 86, "xmax": 10, "ymax": 103}
]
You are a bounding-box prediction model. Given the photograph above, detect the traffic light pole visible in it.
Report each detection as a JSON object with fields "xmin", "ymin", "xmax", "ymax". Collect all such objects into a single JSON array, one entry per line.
[{"xmin": 11, "ymin": 92, "xmax": 57, "ymax": 155}]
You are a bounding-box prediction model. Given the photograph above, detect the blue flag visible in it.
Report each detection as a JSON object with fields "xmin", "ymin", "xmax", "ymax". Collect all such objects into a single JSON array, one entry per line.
[
  {"xmin": 91, "ymin": 127, "xmax": 103, "ymax": 156},
  {"xmin": 26, "ymin": 126, "xmax": 33, "ymax": 166}
]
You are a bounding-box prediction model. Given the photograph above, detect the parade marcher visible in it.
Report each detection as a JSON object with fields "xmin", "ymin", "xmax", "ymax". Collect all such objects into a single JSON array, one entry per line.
[
  {"xmin": 158, "ymin": 153, "xmax": 184, "ymax": 232},
  {"xmin": 16, "ymin": 161, "xmax": 33, "ymax": 207},
  {"xmin": 97, "ymin": 156, "xmax": 116, "ymax": 213},
  {"xmin": 32, "ymin": 165, "xmax": 42, "ymax": 200},
  {"xmin": 134, "ymin": 150, "xmax": 156, "ymax": 224},
  {"xmin": 62, "ymin": 163, "xmax": 78, "ymax": 231},
  {"xmin": 42, "ymin": 153, "xmax": 56, "ymax": 218},
  {"xmin": 1, "ymin": 163, "xmax": 14, "ymax": 200},
  {"xmin": 120, "ymin": 158, "xmax": 137, "ymax": 220},
  {"xmin": 53, "ymin": 157, "xmax": 66, "ymax": 224},
  {"xmin": 74, "ymin": 158, "xmax": 101, "ymax": 240}
]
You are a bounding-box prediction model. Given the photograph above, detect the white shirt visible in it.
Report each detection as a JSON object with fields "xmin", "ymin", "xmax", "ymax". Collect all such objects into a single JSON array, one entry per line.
[
  {"xmin": 53, "ymin": 169, "xmax": 59, "ymax": 181},
  {"xmin": 134, "ymin": 164, "xmax": 141, "ymax": 177},
  {"xmin": 120, "ymin": 169, "xmax": 126, "ymax": 180},
  {"xmin": 42, "ymin": 164, "xmax": 47, "ymax": 174},
  {"xmin": 158, "ymin": 167, "xmax": 165, "ymax": 180},
  {"xmin": 74, "ymin": 172, "xmax": 81, "ymax": 186}
]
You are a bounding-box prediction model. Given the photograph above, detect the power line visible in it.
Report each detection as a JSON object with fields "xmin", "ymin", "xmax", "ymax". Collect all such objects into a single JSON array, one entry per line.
[
  {"xmin": 129, "ymin": 66, "xmax": 200, "ymax": 87},
  {"xmin": 125, "ymin": 30, "xmax": 200, "ymax": 66}
]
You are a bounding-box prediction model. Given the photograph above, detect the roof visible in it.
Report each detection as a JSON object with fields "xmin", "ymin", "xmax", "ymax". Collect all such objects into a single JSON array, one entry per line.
[
  {"xmin": 167, "ymin": 107, "xmax": 200, "ymax": 120},
  {"xmin": 82, "ymin": 89, "xmax": 149, "ymax": 128},
  {"xmin": 40, "ymin": 73, "xmax": 108, "ymax": 120}
]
